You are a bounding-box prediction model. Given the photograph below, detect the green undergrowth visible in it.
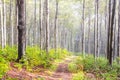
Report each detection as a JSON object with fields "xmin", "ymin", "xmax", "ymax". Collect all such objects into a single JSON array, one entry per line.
[
  {"xmin": 0, "ymin": 46, "xmax": 71, "ymax": 79},
  {"xmin": 70, "ymin": 54, "xmax": 120, "ymax": 80},
  {"xmin": 0, "ymin": 56, "xmax": 9, "ymax": 78},
  {"xmin": 68, "ymin": 56, "xmax": 83, "ymax": 73},
  {"xmin": 72, "ymin": 71, "xmax": 85, "ymax": 80}
]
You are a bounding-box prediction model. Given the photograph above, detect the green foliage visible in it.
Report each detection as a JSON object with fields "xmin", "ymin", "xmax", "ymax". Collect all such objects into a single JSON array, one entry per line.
[
  {"xmin": 0, "ymin": 46, "xmax": 71, "ymax": 78},
  {"xmin": 49, "ymin": 64, "xmax": 57, "ymax": 71},
  {"xmin": 0, "ymin": 56, "xmax": 9, "ymax": 78},
  {"xmin": 76, "ymin": 54, "xmax": 120, "ymax": 79},
  {"xmin": 49, "ymin": 48, "xmax": 70, "ymax": 59},
  {"xmin": 25, "ymin": 46, "xmax": 50, "ymax": 68},
  {"xmin": 102, "ymin": 70, "xmax": 117, "ymax": 80},
  {"xmin": 0, "ymin": 46, "xmax": 17, "ymax": 61},
  {"xmin": 75, "ymin": 56, "xmax": 83, "ymax": 67},
  {"xmin": 72, "ymin": 71, "xmax": 85, "ymax": 80},
  {"xmin": 96, "ymin": 57, "xmax": 108, "ymax": 71},
  {"xmin": 68, "ymin": 56, "xmax": 83, "ymax": 73},
  {"xmin": 82, "ymin": 55, "xmax": 95, "ymax": 71},
  {"xmin": 14, "ymin": 47, "xmax": 71, "ymax": 70},
  {"xmin": 68, "ymin": 62, "xmax": 78, "ymax": 73}
]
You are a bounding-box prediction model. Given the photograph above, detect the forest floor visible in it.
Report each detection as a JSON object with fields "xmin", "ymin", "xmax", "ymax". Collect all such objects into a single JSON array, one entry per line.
[{"xmin": 5, "ymin": 56, "xmax": 96, "ymax": 80}]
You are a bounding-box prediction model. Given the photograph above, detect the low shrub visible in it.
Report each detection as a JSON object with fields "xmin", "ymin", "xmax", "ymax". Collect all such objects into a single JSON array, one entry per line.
[
  {"xmin": 78, "ymin": 54, "xmax": 119, "ymax": 79},
  {"xmin": 68, "ymin": 62, "xmax": 78, "ymax": 73},
  {"xmin": 96, "ymin": 57, "xmax": 109, "ymax": 71},
  {"xmin": 82, "ymin": 55, "xmax": 95, "ymax": 71},
  {"xmin": 68, "ymin": 56, "xmax": 84, "ymax": 73},
  {"xmin": 0, "ymin": 56, "xmax": 9, "ymax": 78},
  {"xmin": 49, "ymin": 48, "xmax": 70, "ymax": 59},
  {"xmin": 0, "ymin": 46, "xmax": 17, "ymax": 61},
  {"xmin": 102, "ymin": 70, "xmax": 117, "ymax": 80},
  {"xmin": 72, "ymin": 71, "xmax": 85, "ymax": 80}
]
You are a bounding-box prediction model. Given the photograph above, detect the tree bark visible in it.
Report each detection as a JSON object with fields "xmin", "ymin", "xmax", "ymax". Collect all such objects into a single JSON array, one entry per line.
[
  {"xmin": 39, "ymin": 0, "xmax": 42, "ymax": 50},
  {"xmin": 88, "ymin": 9, "xmax": 91, "ymax": 54},
  {"xmin": 117, "ymin": 0, "xmax": 120, "ymax": 64},
  {"xmin": 0, "ymin": 0, "xmax": 4, "ymax": 48},
  {"xmin": 94, "ymin": 0, "xmax": 96, "ymax": 58},
  {"xmin": 96, "ymin": 0, "xmax": 99, "ymax": 57},
  {"xmin": 107, "ymin": 0, "xmax": 116, "ymax": 65},
  {"xmin": 45, "ymin": 0, "xmax": 49, "ymax": 54},
  {"xmin": 17, "ymin": 0, "xmax": 26, "ymax": 62},
  {"xmin": 107, "ymin": 0, "xmax": 111, "ymax": 62},
  {"xmin": 9, "ymin": 0, "xmax": 14, "ymax": 46},
  {"xmin": 82, "ymin": 0, "xmax": 85, "ymax": 55},
  {"xmin": 54, "ymin": 0, "xmax": 58, "ymax": 52},
  {"xmin": 3, "ymin": 0, "xmax": 6, "ymax": 48}
]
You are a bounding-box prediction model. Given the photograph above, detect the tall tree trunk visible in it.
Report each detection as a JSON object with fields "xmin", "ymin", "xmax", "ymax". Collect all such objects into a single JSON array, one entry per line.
[
  {"xmin": 14, "ymin": 0, "xmax": 18, "ymax": 45},
  {"xmin": 3, "ymin": 0, "xmax": 6, "ymax": 48},
  {"xmin": 82, "ymin": 0, "xmax": 85, "ymax": 55},
  {"xmin": 117, "ymin": 0, "xmax": 120, "ymax": 64},
  {"xmin": 34, "ymin": 0, "xmax": 37, "ymax": 45},
  {"xmin": 54, "ymin": 0, "xmax": 58, "ymax": 52},
  {"xmin": 94, "ymin": 0, "xmax": 96, "ymax": 58},
  {"xmin": 0, "ymin": 0, "xmax": 4, "ymax": 48},
  {"xmin": 88, "ymin": 9, "xmax": 91, "ymax": 54},
  {"xmin": 113, "ymin": 17, "xmax": 116, "ymax": 60},
  {"xmin": 108, "ymin": 0, "xmax": 116, "ymax": 65},
  {"xmin": 25, "ymin": 0, "xmax": 27, "ymax": 48},
  {"xmin": 45, "ymin": 0, "xmax": 49, "ymax": 54},
  {"xmin": 96, "ymin": 0, "xmax": 99, "ymax": 57},
  {"xmin": 9, "ymin": 0, "xmax": 14, "ymax": 46},
  {"xmin": 107, "ymin": 0, "xmax": 111, "ymax": 62},
  {"xmin": 39, "ymin": 0, "xmax": 42, "ymax": 49},
  {"xmin": 98, "ymin": 16, "xmax": 102, "ymax": 57},
  {"xmin": 17, "ymin": 0, "xmax": 26, "ymax": 62},
  {"xmin": 105, "ymin": 0, "xmax": 108, "ymax": 58}
]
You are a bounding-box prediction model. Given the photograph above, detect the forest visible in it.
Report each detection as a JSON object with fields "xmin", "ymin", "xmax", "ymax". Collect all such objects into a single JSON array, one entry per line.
[{"xmin": 0, "ymin": 0, "xmax": 120, "ymax": 80}]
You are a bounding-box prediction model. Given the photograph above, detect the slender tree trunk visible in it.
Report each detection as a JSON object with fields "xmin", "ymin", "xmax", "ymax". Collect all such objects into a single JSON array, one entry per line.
[
  {"xmin": 54, "ymin": 0, "xmax": 58, "ymax": 52},
  {"xmin": 25, "ymin": 0, "xmax": 27, "ymax": 48},
  {"xmin": 117, "ymin": 0, "xmax": 120, "ymax": 64},
  {"xmin": 105, "ymin": 0, "xmax": 108, "ymax": 58},
  {"xmin": 3, "ymin": 0, "xmax": 6, "ymax": 47},
  {"xmin": 0, "ymin": 0, "xmax": 4, "ymax": 48},
  {"xmin": 45, "ymin": 0, "xmax": 49, "ymax": 54},
  {"xmin": 107, "ymin": 0, "xmax": 111, "ymax": 61},
  {"xmin": 39, "ymin": 0, "xmax": 42, "ymax": 50},
  {"xmin": 88, "ymin": 9, "xmax": 91, "ymax": 54},
  {"xmin": 94, "ymin": 0, "xmax": 96, "ymax": 58},
  {"xmin": 96, "ymin": 0, "xmax": 99, "ymax": 57},
  {"xmin": 34, "ymin": 0, "xmax": 37, "ymax": 45},
  {"xmin": 108, "ymin": 0, "xmax": 116, "ymax": 65},
  {"xmin": 14, "ymin": 0, "xmax": 18, "ymax": 45},
  {"xmin": 113, "ymin": 17, "xmax": 116, "ymax": 60},
  {"xmin": 98, "ymin": 16, "xmax": 102, "ymax": 57},
  {"xmin": 82, "ymin": 0, "xmax": 85, "ymax": 55},
  {"xmin": 17, "ymin": 0, "xmax": 26, "ymax": 62},
  {"xmin": 9, "ymin": 0, "xmax": 14, "ymax": 46}
]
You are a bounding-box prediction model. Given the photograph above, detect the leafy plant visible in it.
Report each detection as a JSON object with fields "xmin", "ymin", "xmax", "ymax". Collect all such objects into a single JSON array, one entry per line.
[
  {"xmin": 25, "ymin": 46, "xmax": 50, "ymax": 68},
  {"xmin": 82, "ymin": 55, "xmax": 95, "ymax": 71},
  {"xmin": 68, "ymin": 62, "xmax": 78, "ymax": 73},
  {"xmin": 0, "ymin": 46, "xmax": 17, "ymax": 61},
  {"xmin": 49, "ymin": 48, "xmax": 70, "ymax": 59},
  {"xmin": 102, "ymin": 70, "xmax": 117, "ymax": 80},
  {"xmin": 0, "ymin": 56, "xmax": 9, "ymax": 78},
  {"xmin": 72, "ymin": 71, "xmax": 85, "ymax": 80}
]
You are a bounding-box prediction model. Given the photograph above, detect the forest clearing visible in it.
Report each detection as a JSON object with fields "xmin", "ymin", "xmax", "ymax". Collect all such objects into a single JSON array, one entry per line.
[{"xmin": 0, "ymin": 0, "xmax": 120, "ymax": 80}]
